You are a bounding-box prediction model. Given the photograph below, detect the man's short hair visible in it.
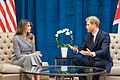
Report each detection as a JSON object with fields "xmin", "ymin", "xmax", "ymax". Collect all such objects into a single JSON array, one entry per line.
[{"xmin": 86, "ymin": 16, "xmax": 100, "ymax": 27}]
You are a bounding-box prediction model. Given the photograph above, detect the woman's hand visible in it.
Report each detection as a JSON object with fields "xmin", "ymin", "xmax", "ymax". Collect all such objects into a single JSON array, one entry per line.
[{"xmin": 35, "ymin": 51, "xmax": 42, "ymax": 57}]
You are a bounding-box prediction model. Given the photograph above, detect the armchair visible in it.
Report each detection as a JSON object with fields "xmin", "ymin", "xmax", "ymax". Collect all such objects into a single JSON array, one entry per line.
[
  {"xmin": 0, "ymin": 32, "xmax": 49, "ymax": 80},
  {"xmin": 100, "ymin": 33, "xmax": 120, "ymax": 80}
]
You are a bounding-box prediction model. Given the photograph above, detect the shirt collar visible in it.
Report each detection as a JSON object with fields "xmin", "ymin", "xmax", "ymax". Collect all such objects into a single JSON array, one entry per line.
[{"xmin": 92, "ymin": 29, "xmax": 99, "ymax": 37}]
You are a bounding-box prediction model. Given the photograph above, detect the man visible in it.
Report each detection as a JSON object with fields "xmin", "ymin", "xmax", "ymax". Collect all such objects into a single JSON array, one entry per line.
[{"xmin": 69, "ymin": 16, "xmax": 113, "ymax": 80}]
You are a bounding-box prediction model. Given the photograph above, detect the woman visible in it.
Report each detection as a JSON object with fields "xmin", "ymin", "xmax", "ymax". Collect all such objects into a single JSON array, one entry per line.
[{"xmin": 12, "ymin": 19, "xmax": 42, "ymax": 80}]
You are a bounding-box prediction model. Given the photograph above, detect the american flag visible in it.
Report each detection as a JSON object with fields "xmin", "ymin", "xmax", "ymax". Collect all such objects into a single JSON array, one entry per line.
[
  {"xmin": 113, "ymin": 0, "xmax": 120, "ymax": 33},
  {"xmin": 0, "ymin": 0, "xmax": 17, "ymax": 32}
]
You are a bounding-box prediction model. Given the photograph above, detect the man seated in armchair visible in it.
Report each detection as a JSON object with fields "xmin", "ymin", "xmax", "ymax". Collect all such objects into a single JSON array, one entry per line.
[{"xmin": 69, "ymin": 16, "xmax": 113, "ymax": 80}]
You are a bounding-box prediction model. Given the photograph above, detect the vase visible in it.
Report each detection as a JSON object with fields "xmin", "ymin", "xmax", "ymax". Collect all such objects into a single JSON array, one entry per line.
[
  {"xmin": 61, "ymin": 66, "xmax": 68, "ymax": 71},
  {"xmin": 61, "ymin": 47, "xmax": 68, "ymax": 57}
]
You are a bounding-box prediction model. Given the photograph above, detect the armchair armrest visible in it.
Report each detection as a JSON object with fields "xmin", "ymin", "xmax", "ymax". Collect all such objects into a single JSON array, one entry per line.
[{"xmin": 41, "ymin": 62, "xmax": 49, "ymax": 66}]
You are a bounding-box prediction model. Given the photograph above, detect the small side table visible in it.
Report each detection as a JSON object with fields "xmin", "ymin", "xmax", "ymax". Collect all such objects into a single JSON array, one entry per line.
[{"xmin": 55, "ymin": 56, "xmax": 74, "ymax": 65}]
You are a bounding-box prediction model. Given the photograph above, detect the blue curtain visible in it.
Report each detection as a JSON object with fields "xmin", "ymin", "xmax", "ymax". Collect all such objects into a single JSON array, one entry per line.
[{"xmin": 15, "ymin": 0, "xmax": 118, "ymax": 65}]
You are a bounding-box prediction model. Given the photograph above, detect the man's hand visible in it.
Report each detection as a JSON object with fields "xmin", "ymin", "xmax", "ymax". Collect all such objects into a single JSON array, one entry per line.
[
  {"xmin": 79, "ymin": 48, "xmax": 93, "ymax": 57},
  {"xmin": 69, "ymin": 45, "xmax": 78, "ymax": 53}
]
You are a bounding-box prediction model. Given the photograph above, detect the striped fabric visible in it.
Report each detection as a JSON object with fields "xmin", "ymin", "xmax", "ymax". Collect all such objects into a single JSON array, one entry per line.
[
  {"xmin": 0, "ymin": 0, "xmax": 17, "ymax": 32},
  {"xmin": 113, "ymin": 0, "xmax": 120, "ymax": 33}
]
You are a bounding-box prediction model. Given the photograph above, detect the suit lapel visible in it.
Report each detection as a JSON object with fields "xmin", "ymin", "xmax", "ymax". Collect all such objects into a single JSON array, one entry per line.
[
  {"xmin": 19, "ymin": 35, "xmax": 32, "ymax": 47},
  {"xmin": 93, "ymin": 30, "xmax": 102, "ymax": 48}
]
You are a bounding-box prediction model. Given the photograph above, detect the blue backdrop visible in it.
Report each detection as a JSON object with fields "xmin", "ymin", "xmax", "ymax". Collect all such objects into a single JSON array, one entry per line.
[{"xmin": 15, "ymin": 0, "xmax": 118, "ymax": 65}]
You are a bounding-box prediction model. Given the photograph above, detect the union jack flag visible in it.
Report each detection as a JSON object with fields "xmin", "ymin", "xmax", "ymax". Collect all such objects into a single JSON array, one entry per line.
[{"xmin": 113, "ymin": 0, "xmax": 120, "ymax": 33}]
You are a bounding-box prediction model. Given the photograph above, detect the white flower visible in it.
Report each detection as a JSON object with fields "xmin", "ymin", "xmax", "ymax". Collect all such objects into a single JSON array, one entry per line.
[
  {"xmin": 65, "ymin": 28, "xmax": 69, "ymax": 32},
  {"xmin": 61, "ymin": 30, "xmax": 65, "ymax": 33},
  {"xmin": 57, "ymin": 30, "xmax": 62, "ymax": 34},
  {"xmin": 55, "ymin": 34, "xmax": 59, "ymax": 37},
  {"xmin": 70, "ymin": 31, "xmax": 72, "ymax": 34},
  {"xmin": 62, "ymin": 29, "xmax": 67, "ymax": 32},
  {"xmin": 65, "ymin": 31, "xmax": 70, "ymax": 35},
  {"xmin": 55, "ymin": 28, "xmax": 73, "ymax": 48}
]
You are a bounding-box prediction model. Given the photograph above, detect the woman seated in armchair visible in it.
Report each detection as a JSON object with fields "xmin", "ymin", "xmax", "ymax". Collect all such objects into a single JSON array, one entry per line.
[{"xmin": 12, "ymin": 19, "xmax": 42, "ymax": 80}]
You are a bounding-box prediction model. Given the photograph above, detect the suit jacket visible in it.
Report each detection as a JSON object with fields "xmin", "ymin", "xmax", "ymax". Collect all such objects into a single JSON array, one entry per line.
[
  {"xmin": 12, "ymin": 34, "xmax": 35, "ymax": 60},
  {"xmin": 80, "ymin": 30, "xmax": 113, "ymax": 72}
]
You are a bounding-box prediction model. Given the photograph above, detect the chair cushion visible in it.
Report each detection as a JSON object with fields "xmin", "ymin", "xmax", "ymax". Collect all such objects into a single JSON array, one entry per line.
[
  {"xmin": 41, "ymin": 62, "xmax": 49, "ymax": 66},
  {"xmin": 0, "ymin": 63, "xmax": 21, "ymax": 73},
  {"xmin": 107, "ymin": 64, "xmax": 120, "ymax": 75}
]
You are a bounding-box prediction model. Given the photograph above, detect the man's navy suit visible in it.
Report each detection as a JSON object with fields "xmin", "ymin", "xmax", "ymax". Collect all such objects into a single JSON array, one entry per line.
[{"xmin": 73, "ymin": 30, "xmax": 113, "ymax": 80}]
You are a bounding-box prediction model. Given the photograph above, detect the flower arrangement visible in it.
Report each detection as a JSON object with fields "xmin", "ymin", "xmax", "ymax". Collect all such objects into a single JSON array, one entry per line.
[{"xmin": 55, "ymin": 28, "xmax": 73, "ymax": 48}]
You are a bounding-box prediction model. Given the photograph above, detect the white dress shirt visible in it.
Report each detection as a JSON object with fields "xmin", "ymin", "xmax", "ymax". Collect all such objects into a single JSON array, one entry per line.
[{"xmin": 91, "ymin": 29, "xmax": 99, "ymax": 57}]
